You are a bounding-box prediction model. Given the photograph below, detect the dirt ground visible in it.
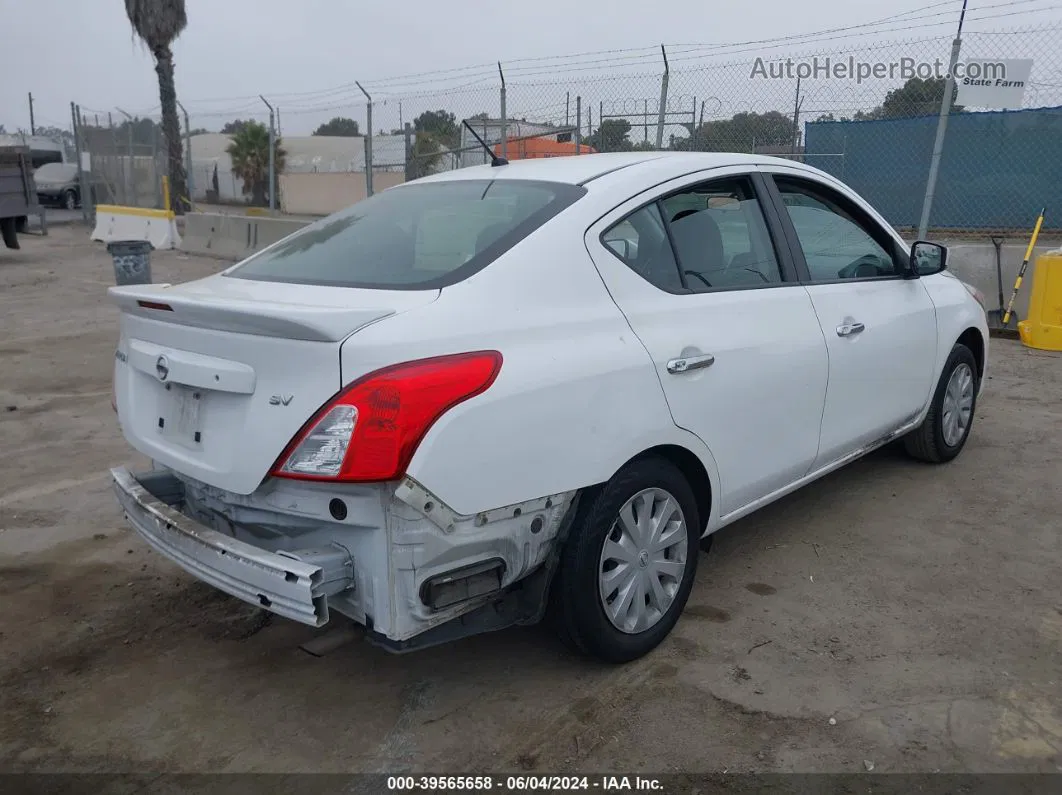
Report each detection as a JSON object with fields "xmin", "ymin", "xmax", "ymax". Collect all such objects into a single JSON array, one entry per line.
[{"xmin": 1, "ymin": 225, "xmax": 1060, "ymax": 777}]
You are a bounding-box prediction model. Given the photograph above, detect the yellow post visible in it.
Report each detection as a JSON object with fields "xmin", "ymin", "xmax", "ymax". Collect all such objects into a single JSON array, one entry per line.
[{"xmin": 161, "ymin": 175, "xmax": 171, "ymax": 214}]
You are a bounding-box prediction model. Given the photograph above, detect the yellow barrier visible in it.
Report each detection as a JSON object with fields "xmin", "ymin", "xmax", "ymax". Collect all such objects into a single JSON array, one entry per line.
[{"xmin": 1017, "ymin": 250, "xmax": 1062, "ymax": 352}]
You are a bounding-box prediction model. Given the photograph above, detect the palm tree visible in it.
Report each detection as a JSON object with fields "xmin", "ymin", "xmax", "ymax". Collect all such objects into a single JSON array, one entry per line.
[
  {"xmin": 124, "ymin": 0, "xmax": 189, "ymax": 213},
  {"xmin": 226, "ymin": 121, "xmax": 286, "ymax": 208}
]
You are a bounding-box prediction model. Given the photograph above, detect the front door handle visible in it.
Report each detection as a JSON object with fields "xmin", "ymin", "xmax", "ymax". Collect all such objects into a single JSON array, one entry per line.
[
  {"xmin": 667, "ymin": 353, "xmax": 715, "ymax": 374},
  {"xmin": 836, "ymin": 322, "xmax": 865, "ymax": 337}
]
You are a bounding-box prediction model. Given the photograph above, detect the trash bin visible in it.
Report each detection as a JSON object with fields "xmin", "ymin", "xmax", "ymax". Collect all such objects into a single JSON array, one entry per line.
[{"xmin": 107, "ymin": 240, "xmax": 154, "ymax": 286}]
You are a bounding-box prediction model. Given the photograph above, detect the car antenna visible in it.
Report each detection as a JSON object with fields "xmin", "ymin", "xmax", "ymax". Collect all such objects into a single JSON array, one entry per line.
[{"xmin": 463, "ymin": 119, "xmax": 508, "ymax": 167}]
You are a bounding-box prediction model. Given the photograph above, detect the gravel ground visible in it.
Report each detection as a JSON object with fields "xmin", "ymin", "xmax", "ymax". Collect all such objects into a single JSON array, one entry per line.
[{"xmin": 1, "ymin": 225, "xmax": 1060, "ymax": 777}]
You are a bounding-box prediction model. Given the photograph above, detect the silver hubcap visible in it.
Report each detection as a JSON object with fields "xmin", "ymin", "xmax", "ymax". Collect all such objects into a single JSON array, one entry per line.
[
  {"xmin": 942, "ymin": 362, "xmax": 974, "ymax": 447},
  {"xmin": 598, "ymin": 487, "xmax": 688, "ymax": 634}
]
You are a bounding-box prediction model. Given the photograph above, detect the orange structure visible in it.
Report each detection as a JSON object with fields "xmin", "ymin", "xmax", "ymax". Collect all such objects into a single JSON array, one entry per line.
[{"xmin": 493, "ymin": 137, "xmax": 597, "ymax": 160}]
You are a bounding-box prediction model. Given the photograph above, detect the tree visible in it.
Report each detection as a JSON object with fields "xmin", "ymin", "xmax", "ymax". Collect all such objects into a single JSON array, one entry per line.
[
  {"xmin": 413, "ymin": 110, "xmax": 460, "ymax": 149},
  {"xmin": 876, "ymin": 77, "xmax": 964, "ymax": 118},
  {"xmin": 407, "ymin": 130, "xmax": 446, "ymax": 180},
  {"xmin": 226, "ymin": 121, "xmax": 286, "ymax": 207},
  {"xmin": 34, "ymin": 125, "xmax": 74, "ymax": 146},
  {"xmin": 313, "ymin": 117, "xmax": 360, "ymax": 137},
  {"xmin": 585, "ymin": 119, "xmax": 633, "ymax": 152},
  {"xmin": 221, "ymin": 119, "xmax": 254, "ymax": 135},
  {"xmin": 124, "ymin": 0, "xmax": 189, "ymax": 213},
  {"xmin": 671, "ymin": 110, "xmax": 796, "ymax": 152},
  {"xmin": 815, "ymin": 78, "xmax": 966, "ymax": 123}
]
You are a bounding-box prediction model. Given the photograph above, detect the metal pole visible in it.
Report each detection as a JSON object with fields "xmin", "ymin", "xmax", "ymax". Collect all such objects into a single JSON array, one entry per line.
[
  {"xmin": 918, "ymin": 0, "xmax": 967, "ymax": 240},
  {"xmin": 116, "ymin": 107, "xmax": 135, "ymax": 206},
  {"xmin": 644, "ymin": 99, "xmax": 648, "ymax": 142},
  {"xmin": 107, "ymin": 111, "xmax": 118, "ymax": 198},
  {"xmin": 178, "ymin": 101, "xmax": 194, "ymax": 209},
  {"xmin": 656, "ymin": 45, "xmax": 669, "ymax": 150},
  {"xmin": 575, "ymin": 96, "xmax": 582, "ymax": 154},
  {"xmin": 404, "ymin": 121, "xmax": 413, "ymax": 181},
  {"xmin": 697, "ymin": 100, "xmax": 705, "ymax": 150},
  {"xmin": 356, "ymin": 82, "xmax": 373, "ymax": 196},
  {"xmin": 791, "ymin": 75, "xmax": 802, "ymax": 155},
  {"xmin": 71, "ymin": 103, "xmax": 90, "ymax": 223},
  {"xmin": 28, "ymin": 93, "xmax": 36, "ymax": 135},
  {"xmin": 565, "ymin": 92, "xmax": 570, "ymax": 127},
  {"xmin": 499, "ymin": 62, "xmax": 507, "ymax": 161},
  {"xmin": 259, "ymin": 95, "xmax": 275, "ymax": 212},
  {"xmin": 598, "ymin": 101, "xmax": 604, "ymax": 152}
]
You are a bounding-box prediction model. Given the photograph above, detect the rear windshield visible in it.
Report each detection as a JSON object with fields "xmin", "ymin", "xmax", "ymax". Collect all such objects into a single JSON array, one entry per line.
[{"xmin": 226, "ymin": 179, "xmax": 586, "ymax": 289}]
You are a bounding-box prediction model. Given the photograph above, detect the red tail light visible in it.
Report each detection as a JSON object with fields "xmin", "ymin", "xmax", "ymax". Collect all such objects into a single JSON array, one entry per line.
[{"xmin": 271, "ymin": 351, "xmax": 503, "ymax": 483}]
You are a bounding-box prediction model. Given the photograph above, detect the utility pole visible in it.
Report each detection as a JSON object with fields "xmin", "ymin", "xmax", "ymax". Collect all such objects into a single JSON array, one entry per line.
[
  {"xmin": 918, "ymin": 0, "xmax": 968, "ymax": 240},
  {"xmin": 28, "ymin": 93, "xmax": 36, "ymax": 135},
  {"xmin": 259, "ymin": 95, "xmax": 275, "ymax": 212}
]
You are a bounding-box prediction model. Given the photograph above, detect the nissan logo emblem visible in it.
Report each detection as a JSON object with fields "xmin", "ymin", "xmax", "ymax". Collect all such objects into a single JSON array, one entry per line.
[{"xmin": 155, "ymin": 355, "xmax": 170, "ymax": 382}]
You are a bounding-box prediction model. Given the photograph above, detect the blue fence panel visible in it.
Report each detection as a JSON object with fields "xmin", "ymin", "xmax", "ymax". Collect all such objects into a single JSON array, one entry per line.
[{"xmin": 804, "ymin": 106, "xmax": 1062, "ymax": 231}]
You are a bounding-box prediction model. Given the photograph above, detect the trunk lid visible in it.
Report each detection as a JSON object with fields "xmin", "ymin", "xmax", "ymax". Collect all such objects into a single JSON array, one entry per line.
[{"xmin": 111, "ymin": 274, "xmax": 438, "ymax": 495}]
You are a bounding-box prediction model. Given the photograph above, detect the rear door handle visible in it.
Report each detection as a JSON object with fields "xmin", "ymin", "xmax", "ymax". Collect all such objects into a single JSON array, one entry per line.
[
  {"xmin": 836, "ymin": 322, "xmax": 865, "ymax": 337},
  {"xmin": 667, "ymin": 353, "xmax": 715, "ymax": 374}
]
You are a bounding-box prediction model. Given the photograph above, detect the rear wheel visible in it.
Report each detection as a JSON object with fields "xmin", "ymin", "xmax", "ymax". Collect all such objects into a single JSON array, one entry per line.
[
  {"xmin": 904, "ymin": 343, "xmax": 978, "ymax": 463},
  {"xmin": 63, "ymin": 190, "xmax": 78, "ymax": 211},
  {"xmin": 0, "ymin": 217, "xmax": 19, "ymax": 249},
  {"xmin": 550, "ymin": 456, "xmax": 700, "ymax": 663}
]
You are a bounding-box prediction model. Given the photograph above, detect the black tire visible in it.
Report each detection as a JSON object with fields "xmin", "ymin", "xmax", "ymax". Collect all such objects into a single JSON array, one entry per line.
[
  {"xmin": 63, "ymin": 190, "xmax": 78, "ymax": 211},
  {"xmin": 904, "ymin": 343, "xmax": 979, "ymax": 464},
  {"xmin": 0, "ymin": 217, "xmax": 19, "ymax": 250},
  {"xmin": 549, "ymin": 456, "xmax": 701, "ymax": 663}
]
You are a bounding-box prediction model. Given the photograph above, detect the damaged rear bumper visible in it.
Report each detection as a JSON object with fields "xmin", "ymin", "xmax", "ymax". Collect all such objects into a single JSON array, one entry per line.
[{"xmin": 111, "ymin": 467, "xmax": 353, "ymax": 627}]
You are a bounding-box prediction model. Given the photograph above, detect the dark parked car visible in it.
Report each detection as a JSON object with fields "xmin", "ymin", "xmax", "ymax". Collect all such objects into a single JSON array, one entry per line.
[{"xmin": 35, "ymin": 162, "xmax": 87, "ymax": 210}]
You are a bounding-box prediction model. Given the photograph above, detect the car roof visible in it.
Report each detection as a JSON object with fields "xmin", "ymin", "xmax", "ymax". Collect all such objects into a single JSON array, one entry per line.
[{"xmin": 403, "ymin": 151, "xmax": 820, "ymax": 187}]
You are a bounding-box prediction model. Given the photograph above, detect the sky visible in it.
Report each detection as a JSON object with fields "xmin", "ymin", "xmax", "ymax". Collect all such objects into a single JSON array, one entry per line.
[{"xmin": 2, "ymin": 0, "xmax": 1061, "ymax": 137}]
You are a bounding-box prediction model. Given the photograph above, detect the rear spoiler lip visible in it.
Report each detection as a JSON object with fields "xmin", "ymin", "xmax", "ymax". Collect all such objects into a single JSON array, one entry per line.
[{"xmin": 107, "ymin": 284, "xmax": 402, "ymax": 343}]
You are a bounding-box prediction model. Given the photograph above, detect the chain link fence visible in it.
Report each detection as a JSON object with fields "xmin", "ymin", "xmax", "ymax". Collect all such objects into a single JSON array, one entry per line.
[{"xmin": 57, "ymin": 21, "xmax": 1062, "ymax": 234}]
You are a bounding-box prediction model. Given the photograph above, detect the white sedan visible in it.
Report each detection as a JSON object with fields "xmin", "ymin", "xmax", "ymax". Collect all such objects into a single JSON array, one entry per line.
[{"xmin": 109, "ymin": 152, "xmax": 988, "ymax": 663}]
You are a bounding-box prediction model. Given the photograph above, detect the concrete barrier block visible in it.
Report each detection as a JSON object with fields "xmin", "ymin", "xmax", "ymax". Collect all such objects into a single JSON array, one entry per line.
[
  {"xmin": 91, "ymin": 205, "xmax": 181, "ymax": 250},
  {"xmin": 180, "ymin": 212, "xmax": 310, "ymax": 260}
]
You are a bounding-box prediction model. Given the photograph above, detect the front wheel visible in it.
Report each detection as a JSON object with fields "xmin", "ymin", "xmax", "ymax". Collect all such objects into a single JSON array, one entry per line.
[
  {"xmin": 63, "ymin": 190, "xmax": 78, "ymax": 211},
  {"xmin": 904, "ymin": 342, "xmax": 979, "ymax": 463},
  {"xmin": 549, "ymin": 456, "xmax": 701, "ymax": 663}
]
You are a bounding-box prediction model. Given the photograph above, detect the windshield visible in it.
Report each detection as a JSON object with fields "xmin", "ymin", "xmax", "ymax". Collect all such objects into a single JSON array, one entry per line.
[
  {"xmin": 226, "ymin": 178, "xmax": 586, "ymax": 289},
  {"xmin": 35, "ymin": 163, "xmax": 77, "ymax": 182}
]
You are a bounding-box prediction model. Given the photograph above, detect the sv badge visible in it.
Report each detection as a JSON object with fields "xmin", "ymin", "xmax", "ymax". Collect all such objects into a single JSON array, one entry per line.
[{"xmin": 268, "ymin": 394, "xmax": 294, "ymax": 406}]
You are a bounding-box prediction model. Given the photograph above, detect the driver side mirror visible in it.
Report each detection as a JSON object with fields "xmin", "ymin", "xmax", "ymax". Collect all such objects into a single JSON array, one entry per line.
[{"xmin": 909, "ymin": 240, "xmax": 948, "ymax": 277}]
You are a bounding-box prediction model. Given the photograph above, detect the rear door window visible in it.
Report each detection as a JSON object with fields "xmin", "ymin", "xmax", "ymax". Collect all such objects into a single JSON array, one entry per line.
[{"xmin": 226, "ymin": 179, "xmax": 586, "ymax": 289}]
